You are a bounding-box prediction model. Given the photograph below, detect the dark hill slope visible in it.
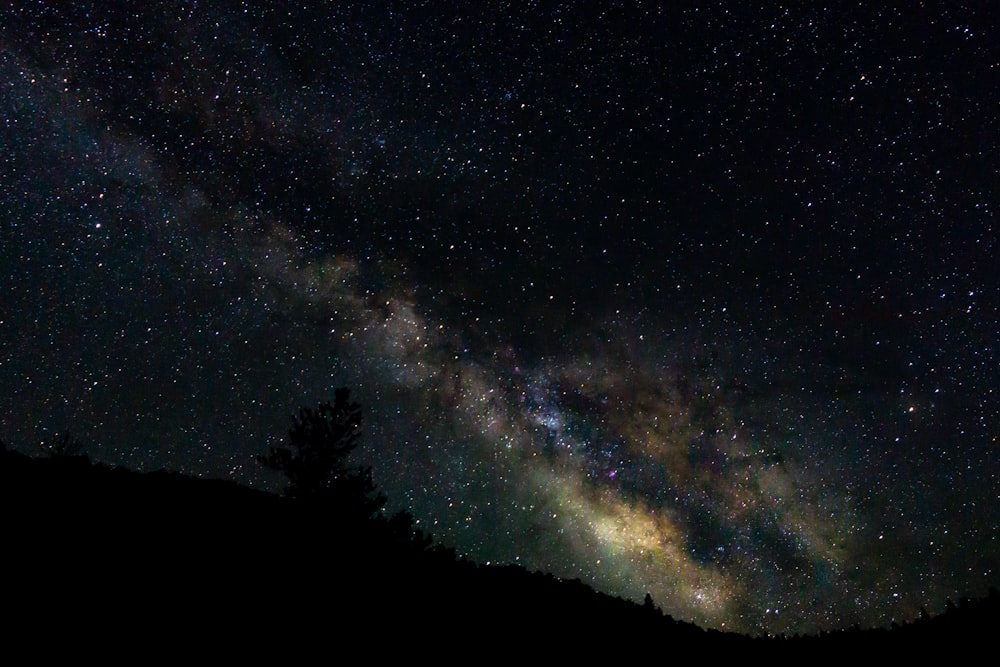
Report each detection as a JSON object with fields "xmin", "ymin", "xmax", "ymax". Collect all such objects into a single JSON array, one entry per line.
[{"xmin": 3, "ymin": 448, "xmax": 997, "ymax": 657}]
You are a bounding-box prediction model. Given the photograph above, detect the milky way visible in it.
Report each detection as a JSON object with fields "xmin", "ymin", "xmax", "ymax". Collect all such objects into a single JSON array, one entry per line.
[{"xmin": 2, "ymin": 3, "xmax": 998, "ymax": 634}]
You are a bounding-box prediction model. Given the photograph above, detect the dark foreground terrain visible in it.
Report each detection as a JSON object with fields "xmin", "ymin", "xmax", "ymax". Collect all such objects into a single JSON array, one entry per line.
[{"xmin": 3, "ymin": 447, "xmax": 996, "ymax": 658}]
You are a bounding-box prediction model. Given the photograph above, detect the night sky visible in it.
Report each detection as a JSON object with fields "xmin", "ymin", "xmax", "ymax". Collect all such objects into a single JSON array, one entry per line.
[{"xmin": 2, "ymin": 2, "xmax": 998, "ymax": 635}]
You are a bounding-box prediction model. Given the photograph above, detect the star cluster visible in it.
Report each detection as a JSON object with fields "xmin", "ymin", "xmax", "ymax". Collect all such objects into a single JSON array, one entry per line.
[{"xmin": 1, "ymin": 2, "xmax": 997, "ymax": 635}]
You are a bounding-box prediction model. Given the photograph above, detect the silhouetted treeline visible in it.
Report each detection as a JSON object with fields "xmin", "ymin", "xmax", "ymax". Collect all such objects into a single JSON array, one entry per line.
[
  {"xmin": 2, "ymin": 418, "xmax": 997, "ymax": 657},
  {"xmin": 0, "ymin": 443, "xmax": 716, "ymax": 651}
]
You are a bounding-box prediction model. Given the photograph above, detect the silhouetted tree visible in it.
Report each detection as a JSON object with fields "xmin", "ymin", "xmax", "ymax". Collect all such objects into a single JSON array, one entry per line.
[
  {"xmin": 38, "ymin": 431, "xmax": 88, "ymax": 460},
  {"xmin": 257, "ymin": 388, "xmax": 385, "ymax": 518},
  {"xmin": 385, "ymin": 508, "xmax": 434, "ymax": 552}
]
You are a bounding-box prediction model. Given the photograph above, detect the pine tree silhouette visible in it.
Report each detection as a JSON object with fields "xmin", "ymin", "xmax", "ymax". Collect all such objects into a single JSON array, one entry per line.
[{"xmin": 258, "ymin": 388, "xmax": 385, "ymax": 518}]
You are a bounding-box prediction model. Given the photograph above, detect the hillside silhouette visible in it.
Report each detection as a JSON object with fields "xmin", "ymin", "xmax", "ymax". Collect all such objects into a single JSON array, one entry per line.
[{"xmin": 2, "ymin": 399, "xmax": 998, "ymax": 657}]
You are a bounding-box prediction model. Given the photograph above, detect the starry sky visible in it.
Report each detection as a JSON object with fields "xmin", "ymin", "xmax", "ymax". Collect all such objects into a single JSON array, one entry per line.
[{"xmin": 2, "ymin": 1, "xmax": 998, "ymax": 635}]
